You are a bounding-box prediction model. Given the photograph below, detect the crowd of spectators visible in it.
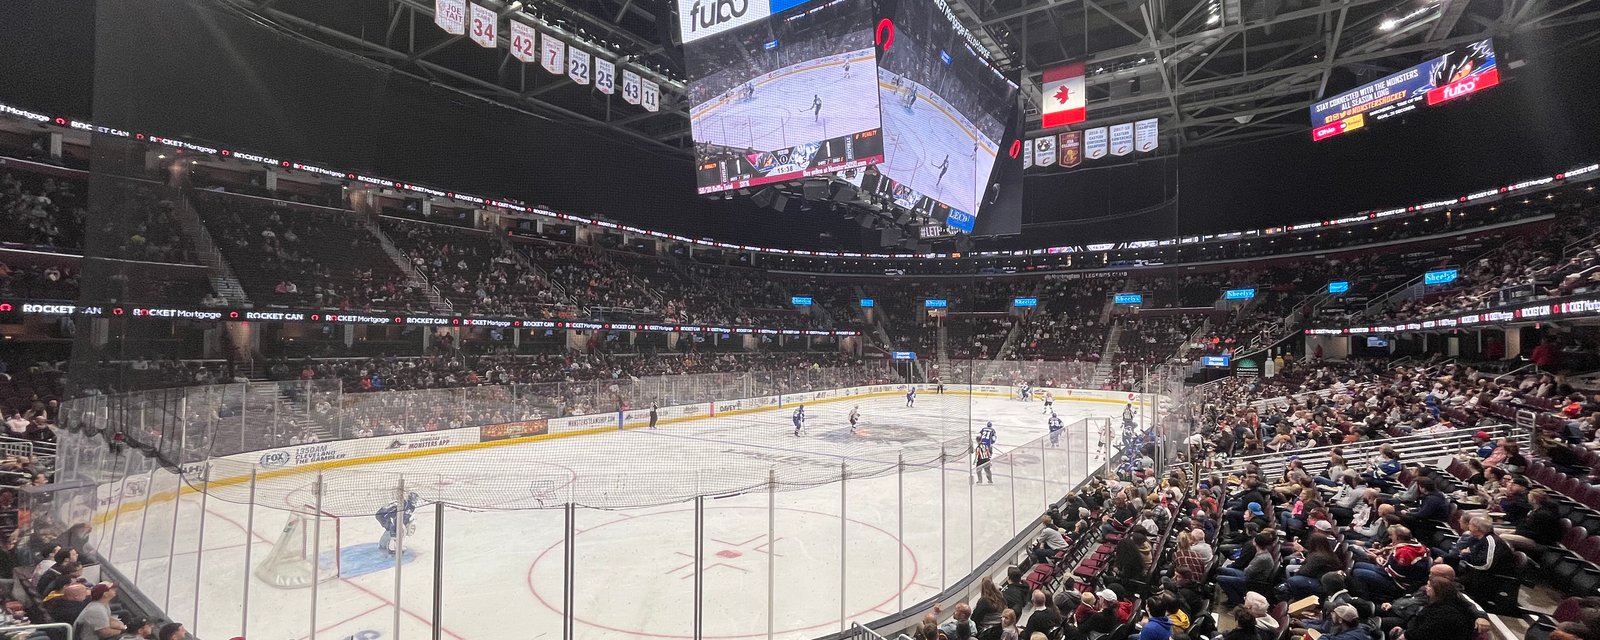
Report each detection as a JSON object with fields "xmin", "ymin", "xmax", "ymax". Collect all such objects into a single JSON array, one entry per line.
[
  {"xmin": 196, "ymin": 191, "xmax": 431, "ymax": 311},
  {"xmin": 0, "ymin": 171, "xmax": 84, "ymax": 251},
  {"xmin": 382, "ymin": 218, "xmax": 568, "ymax": 317}
]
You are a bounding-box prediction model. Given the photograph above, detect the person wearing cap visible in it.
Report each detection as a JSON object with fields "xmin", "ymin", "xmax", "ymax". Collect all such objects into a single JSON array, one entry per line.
[
  {"xmin": 122, "ymin": 617, "xmax": 156, "ymax": 639},
  {"xmin": 1320, "ymin": 603, "xmax": 1370, "ymax": 640},
  {"xmin": 74, "ymin": 582, "xmax": 126, "ymax": 640}
]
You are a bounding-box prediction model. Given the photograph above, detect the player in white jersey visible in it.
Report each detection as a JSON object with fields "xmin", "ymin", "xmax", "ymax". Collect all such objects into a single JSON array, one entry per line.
[
  {"xmin": 792, "ymin": 404, "xmax": 807, "ymax": 437},
  {"xmin": 906, "ymin": 387, "xmax": 917, "ymax": 407},
  {"xmin": 848, "ymin": 406, "xmax": 860, "ymax": 433}
]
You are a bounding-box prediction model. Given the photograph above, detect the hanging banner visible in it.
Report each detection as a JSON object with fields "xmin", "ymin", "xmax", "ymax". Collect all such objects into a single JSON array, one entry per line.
[
  {"xmin": 1058, "ymin": 131, "xmax": 1082, "ymax": 168},
  {"xmin": 1023, "ymin": 145, "xmax": 1034, "ymax": 169},
  {"xmin": 594, "ymin": 57, "xmax": 616, "ymax": 95},
  {"xmin": 540, "ymin": 33, "xmax": 566, "ymax": 75},
  {"xmin": 468, "ymin": 2, "xmax": 497, "ymax": 48},
  {"xmin": 435, "ymin": 0, "xmax": 466, "ymax": 35},
  {"xmin": 1084, "ymin": 127, "xmax": 1108, "ymax": 160},
  {"xmin": 622, "ymin": 69, "xmax": 642, "ymax": 105},
  {"xmin": 1041, "ymin": 62, "xmax": 1087, "ymax": 128},
  {"xmin": 1109, "ymin": 122, "xmax": 1134, "ymax": 156},
  {"xmin": 568, "ymin": 48, "xmax": 592, "ymax": 85},
  {"xmin": 1135, "ymin": 118, "xmax": 1159, "ymax": 153},
  {"xmin": 509, "ymin": 21, "xmax": 537, "ymax": 63},
  {"xmin": 641, "ymin": 78, "xmax": 660, "ymax": 112},
  {"xmin": 1033, "ymin": 136, "xmax": 1057, "ymax": 167}
]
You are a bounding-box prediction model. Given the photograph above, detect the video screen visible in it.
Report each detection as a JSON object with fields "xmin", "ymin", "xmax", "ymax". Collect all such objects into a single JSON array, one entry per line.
[
  {"xmin": 683, "ymin": 0, "xmax": 885, "ymax": 194},
  {"xmin": 875, "ymin": 0, "xmax": 1019, "ymax": 232},
  {"xmin": 1311, "ymin": 38, "xmax": 1499, "ymax": 141}
]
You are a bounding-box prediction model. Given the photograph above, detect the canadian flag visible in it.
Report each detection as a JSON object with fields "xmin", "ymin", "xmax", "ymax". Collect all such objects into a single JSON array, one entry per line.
[{"xmin": 1041, "ymin": 62, "xmax": 1087, "ymax": 128}]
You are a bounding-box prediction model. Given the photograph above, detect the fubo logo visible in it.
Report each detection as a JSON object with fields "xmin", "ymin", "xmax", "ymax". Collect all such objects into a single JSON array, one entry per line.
[{"xmin": 678, "ymin": 0, "xmax": 770, "ymax": 43}]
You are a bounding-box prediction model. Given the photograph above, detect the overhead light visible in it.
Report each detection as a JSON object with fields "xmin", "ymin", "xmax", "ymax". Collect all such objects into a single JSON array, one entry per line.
[
  {"xmin": 1379, "ymin": 18, "xmax": 1398, "ymax": 30},
  {"xmin": 1207, "ymin": 14, "xmax": 1220, "ymax": 24}
]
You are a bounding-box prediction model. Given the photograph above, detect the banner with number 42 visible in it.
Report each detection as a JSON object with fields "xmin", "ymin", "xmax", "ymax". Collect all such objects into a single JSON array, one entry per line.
[{"xmin": 509, "ymin": 21, "xmax": 537, "ymax": 63}]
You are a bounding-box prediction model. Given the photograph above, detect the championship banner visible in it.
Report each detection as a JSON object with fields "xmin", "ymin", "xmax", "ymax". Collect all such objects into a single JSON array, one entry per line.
[
  {"xmin": 435, "ymin": 0, "xmax": 466, "ymax": 35},
  {"xmin": 1058, "ymin": 131, "xmax": 1082, "ymax": 168},
  {"xmin": 1041, "ymin": 62, "xmax": 1087, "ymax": 128},
  {"xmin": 540, "ymin": 32, "xmax": 566, "ymax": 75},
  {"xmin": 480, "ymin": 419, "xmax": 549, "ymax": 442},
  {"xmin": 1033, "ymin": 136, "xmax": 1056, "ymax": 167},
  {"xmin": 594, "ymin": 57, "xmax": 616, "ymax": 94},
  {"xmin": 568, "ymin": 48, "xmax": 592, "ymax": 85},
  {"xmin": 622, "ymin": 69, "xmax": 642, "ymax": 105},
  {"xmin": 1135, "ymin": 118, "xmax": 1159, "ymax": 153},
  {"xmin": 1084, "ymin": 127, "xmax": 1108, "ymax": 160},
  {"xmin": 1023, "ymin": 145, "xmax": 1034, "ymax": 169},
  {"xmin": 468, "ymin": 2, "xmax": 497, "ymax": 48},
  {"xmin": 509, "ymin": 21, "xmax": 537, "ymax": 63},
  {"xmin": 1109, "ymin": 122, "xmax": 1134, "ymax": 156},
  {"xmin": 641, "ymin": 78, "xmax": 660, "ymax": 112}
]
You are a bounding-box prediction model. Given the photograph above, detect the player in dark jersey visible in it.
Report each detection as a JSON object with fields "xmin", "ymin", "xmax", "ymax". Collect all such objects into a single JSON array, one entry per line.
[
  {"xmin": 1048, "ymin": 412, "xmax": 1063, "ymax": 447},
  {"xmin": 936, "ymin": 155, "xmax": 950, "ymax": 185},
  {"xmin": 648, "ymin": 404, "xmax": 658, "ymax": 429},
  {"xmin": 905, "ymin": 386, "xmax": 917, "ymax": 407},
  {"xmin": 812, "ymin": 94, "xmax": 822, "ymax": 123}
]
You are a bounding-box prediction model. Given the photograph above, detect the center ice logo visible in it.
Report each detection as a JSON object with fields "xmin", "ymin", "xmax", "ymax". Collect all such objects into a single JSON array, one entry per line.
[{"xmin": 678, "ymin": 0, "xmax": 770, "ymax": 43}]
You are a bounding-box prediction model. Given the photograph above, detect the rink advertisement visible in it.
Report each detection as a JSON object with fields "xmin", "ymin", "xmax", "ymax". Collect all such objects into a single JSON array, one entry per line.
[
  {"xmin": 254, "ymin": 430, "xmax": 481, "ymax": 468},
  {"xmin": 481, "ymin": 419, "xmax": 551, "ymax": 441}
]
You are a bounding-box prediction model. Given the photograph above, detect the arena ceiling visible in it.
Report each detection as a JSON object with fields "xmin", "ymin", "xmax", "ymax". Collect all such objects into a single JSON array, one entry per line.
[{"xmin": 225, "ymin": 0, "xmax": 1600, "ymax": 153}]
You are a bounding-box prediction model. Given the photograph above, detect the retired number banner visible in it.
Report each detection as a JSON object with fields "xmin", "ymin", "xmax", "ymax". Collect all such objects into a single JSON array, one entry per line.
[
  {"xmin": 468, "ymin": 2, "xmax": 496, "ymax": 48},
  {"xmin": 435, "ymin": 0, "xmax": 466, "ymax": 35},
  {"xmin": 509, "ymin": 21, "xmax": 537, "ymax": 63},
  {"xmin": 594, "ymin": 57, "xmax": 616, "ymax": 94},
  {"xmin": 541, "ymin": 33, "xmax": 566, "ymax": 75}
]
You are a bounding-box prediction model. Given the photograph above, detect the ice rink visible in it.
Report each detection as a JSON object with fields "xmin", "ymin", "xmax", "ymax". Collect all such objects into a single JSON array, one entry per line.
[
  {"xmin": 689, "ymin": 50, "xmax": 882, "ymax": 153},
  {"xmin": 877, "ymin": 70, "xmax": 1000, "ymax": 217},
  {"xmin": 89, "ymin": 392, "xmax": 1128, "ymax": 640}
]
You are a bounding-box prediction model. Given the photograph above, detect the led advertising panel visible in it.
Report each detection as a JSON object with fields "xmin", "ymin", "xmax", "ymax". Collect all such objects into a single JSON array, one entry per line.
[
  {"xmin": 684, "ymin": 0, "xmax": 885, "ymax": 193},
  {"xmin": 1013, "ymin": 297, "xmax": 1038, "ymax": 307},
  {"xmin": 1311, "ymin": 39, "xmax": 1499, "ymax": 141},
  {"xmin": 791, "ymin": 296, "xmax": 814, "ymax": 305},
  {"xmin": 1424, "ymin": 269, "xmax": 1460, "ymax": 286},
  {"xmin": 1224, "ymin": 288, "xmax": 1257, "ymax": 300},
  {"xmin": 1328, "ymin": 281, "xmax": 1351, "ymax": 294},
  {"xmin": 1113, "ymin": 293, "xmax": 1143, "ymax": 305}
]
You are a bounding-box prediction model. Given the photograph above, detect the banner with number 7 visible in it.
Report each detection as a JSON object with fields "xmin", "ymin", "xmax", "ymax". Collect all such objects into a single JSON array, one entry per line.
[{"xmin": 540, "ymin": 32, "xmax": 566, "ymax": 75}]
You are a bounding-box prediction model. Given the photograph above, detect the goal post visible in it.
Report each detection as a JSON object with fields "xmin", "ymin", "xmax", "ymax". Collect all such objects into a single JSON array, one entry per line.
[{"xmin": 254, "ymin": 506, "xmax": 341, "ymax": 589}]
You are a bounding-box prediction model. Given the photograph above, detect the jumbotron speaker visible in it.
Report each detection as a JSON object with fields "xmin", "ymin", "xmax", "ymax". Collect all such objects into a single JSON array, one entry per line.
[
  {"xmin": 830, "ymin": 182, "xmax": 858, "ymax": 202},
  {"xmin": 750, "ymin": 188, "xmax": 778, "ymax": 208},
  {"xmin": 879, "ymin": 227, "xmax": 903, "ymax": 245},
  {"xmin": 802, "ymin": 180, "xmax": 830, "ymax": 201}
]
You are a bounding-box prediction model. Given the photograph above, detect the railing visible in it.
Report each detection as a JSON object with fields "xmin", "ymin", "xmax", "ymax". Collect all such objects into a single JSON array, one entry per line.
[
  {"xmin": 1215, "ymin": 422, "xmax": 1526, "ymax": 478},
  {"xmin": 0, "ymin": 623, "xmax": 72, "ymax": 640},
  {"xmin": 1494, "ymin": 362, "xmax": 1540, "ymax": 385}
]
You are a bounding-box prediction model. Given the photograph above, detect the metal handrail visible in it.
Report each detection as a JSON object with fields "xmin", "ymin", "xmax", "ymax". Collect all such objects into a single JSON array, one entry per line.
[
  {"xmin": 0, "ymin": 623, "xmax": 72, "ymax": 640},
  {"xmin": 1494, "ymin": 362, "xmax": 1539, "ymax": 385},
  {"xmin": 1216, "ymin": 422, "xmax": 1524, "ymax": 476}
]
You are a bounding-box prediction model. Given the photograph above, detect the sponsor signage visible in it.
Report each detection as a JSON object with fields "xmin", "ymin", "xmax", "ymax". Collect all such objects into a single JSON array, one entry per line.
[
  {"xmin": 924, "ymin": 298, "xmax": 948, "ymax": 308},
  {"xmin": 790, "ymin": 296, "xmax": 814, "ymax": 306},
  {"xmin": 1200, "ymin": 355, "xmax": 1231, "ymax": 368},
  {"xmin": 1328, "ymin": 281, "xmax": 1351, "ymax": 294},
  {"xmin": 1113, "ymin": 293, "xmax": 1143, "ymax": 305},
  {"xmin": 892, "ymin": 351, "xmax": 917, "ymax": 360},
  {"xmin": 859, "ymin": 298, "xmax": 875, "ymax": 308},
  {"xmin": 1013, "ymin": 297, "xmax": 1038, "ymax": 308},
  {"xmin": 1224, "ymin": 288, "xmax": 1257, "ymax": 300},
  {"xmin": 481, "ymin": 419, "xmax": 551, "ymax": 441},
  {"xmin": 1311, "ymin": 39, "xmax": 1499, "ymax": 141},
  {"xmin": 1424, "ymin": 269, "xmax": 1459, "ymax": 285}
]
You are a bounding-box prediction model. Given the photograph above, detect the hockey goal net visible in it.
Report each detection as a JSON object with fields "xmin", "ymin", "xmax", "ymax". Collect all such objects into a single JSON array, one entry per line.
[{"xmin": 254, "ymin": 507, "xmax": 341, "ymax": 589}]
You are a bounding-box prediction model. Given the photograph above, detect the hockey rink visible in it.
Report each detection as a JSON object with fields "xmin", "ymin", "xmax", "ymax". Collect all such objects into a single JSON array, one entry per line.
[
  {"xmin": 689, "ymin": 50, "xmax": 882, "ymax": 153},
  {"xmin": 86, "ymin": 392, "xmax": 1129, "ymax": 640},
  {"xmin": 877, "ymin": 70, "xmax": 1000, "ymax": 217}
]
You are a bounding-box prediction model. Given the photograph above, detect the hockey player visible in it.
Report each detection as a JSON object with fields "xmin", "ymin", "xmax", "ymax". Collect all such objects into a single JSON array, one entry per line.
[
  {"xmin": 848, "ymin": 406, "xmax": 860, "ymax": 433},
  {"xmin": 1041, "ymin": 391, "xmax": 1054, "ymax": 414},
  {"xmin": 978, "ymin": 421, "xmax": 997, "ymax": 448},
  {"xmin": 1018, "ymin": 381, "xmax": 1032, "ymax": 402},
  {"xmin": 377, "ymin": 491, "xmax": 420, "ymax": 556},
  {"xmin": 811, "ymin": 94, "xmax": 823, "ymax": 123},
  {"xmin": 792, "ymin": 404, "xmax": 807, "ymax": 437},
  {"xmin": 905, "ymin": 386, "xmax": 917, "ymax": 408},
  {"xmin": 1122, "ymin": 402, "xmax": 1137, "ymax": 427},
  {"xmin": 843, "ymin": 59, "xmax": 851, "ymax": 79},
  {"xmin": 648, "ymin": 404, "xmax": 658, "ymax": 429},
  {"xmin": 935, "ymin": 155, "xmax": 950, "ymax": 185},
  {"xmin": 1048, "ymin": 412, "xmax": 1063, "ymax": 447},
  {"xmin": 742, "ymin": 81, "xmax": 755, "ymax": 101}
]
